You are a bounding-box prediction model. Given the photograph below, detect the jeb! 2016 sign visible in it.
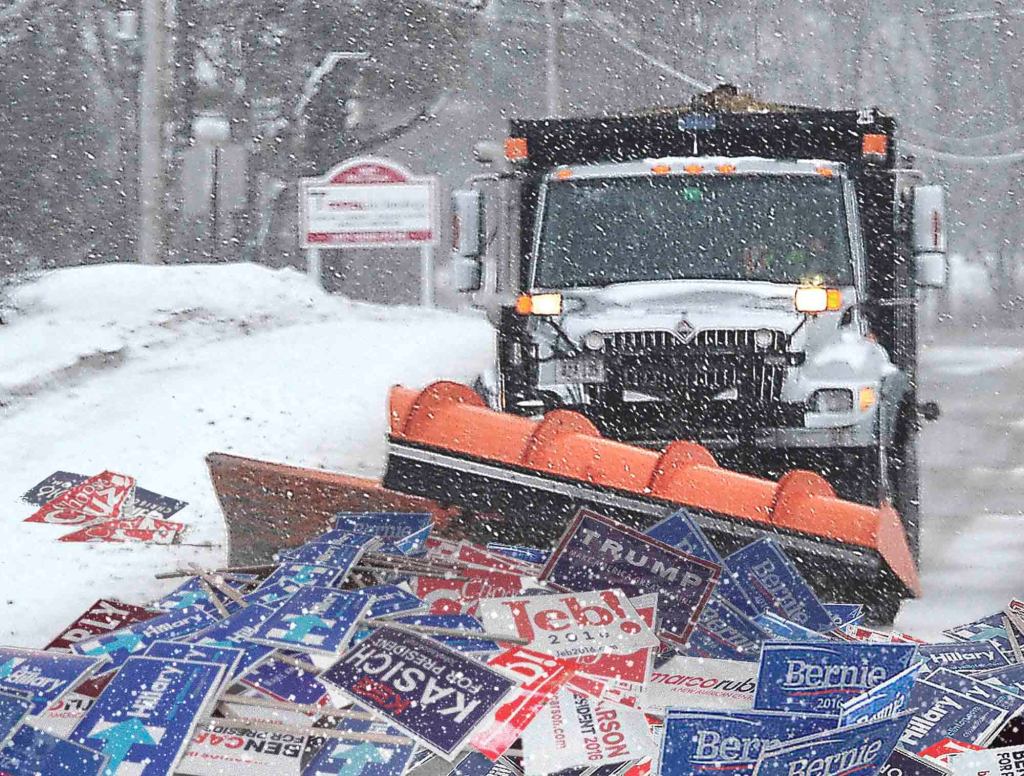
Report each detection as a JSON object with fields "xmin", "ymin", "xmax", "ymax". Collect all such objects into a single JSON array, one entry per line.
[{"xmin": 300, "ymin": 159, "xmax": 437, "ymax": 248}]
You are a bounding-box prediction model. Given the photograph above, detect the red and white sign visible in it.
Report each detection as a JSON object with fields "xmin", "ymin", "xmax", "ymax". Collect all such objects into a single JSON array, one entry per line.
[
  {"xmin": 919, "ymin": 738, "xmax": 984, "ymax": 764},
  {"xmin": 470, "ymin": 646, "xmax": 576, "ymax": 760},
  {"xmin": 24, "ymin": 470, "xmax": 135, "ymax": 527},
  {"xmin": 414, "ymin": 567, "xmax": 524, "ymax": 616},
  {"xmin": 32, "ymin": 693, "xmax": 96, "ymax": 738},
  {"xmin": 477, "ymin": 590, "xmax": 659, "ymax": 659},
  {"xmin": 45, "ymin": 599, "xmax": 157, "ymax": 653},
  {"xmin": 58, "ymin": 515, "xmax": 186, "ymax": 544},
  {"xmin": 300, "ymin": 157, "xmax": 438, "ymax": 248},
  {"xmin": 522, "ymin": 689, "xmax": 657, "ymax": 775}
]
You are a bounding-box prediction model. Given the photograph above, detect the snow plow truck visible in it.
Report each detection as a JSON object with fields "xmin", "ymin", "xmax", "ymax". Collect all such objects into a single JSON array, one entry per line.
[{"xmin": 208, "ymin": 86, "xmax": 946, "ymax": 622}]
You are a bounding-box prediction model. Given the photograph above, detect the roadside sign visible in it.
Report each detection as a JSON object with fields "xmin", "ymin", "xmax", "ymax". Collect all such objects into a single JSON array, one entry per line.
[
  {"xmin": 69, "ymin": 656, "xmax": 225, "ymax": 776},
  {"xmin": 300, "ymin": 158, "xmax": 437, "ymax": 249},
  {"xmin": 321, "ymin": 626, "xmax": 516, "ymax": 757},
  {"xmin": 0, "ymin": 647, "xmax": 102, "ymax": 714},
  {"xmin": 541, "ymin": 509, "xmax": 720, "ymax": 645}
]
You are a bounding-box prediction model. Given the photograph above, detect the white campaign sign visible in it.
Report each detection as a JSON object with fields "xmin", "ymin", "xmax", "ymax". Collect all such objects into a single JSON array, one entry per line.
[
  {"xmin": 522, "ymin": 688, "xmax": 656, "ymax": 776},
  {"xmin": 949, "ymin": 744, "xmax": 1024, "ymax": 775},
  {"xmin": 178, "ymin": 722, "xmax": 311, "ymax": 776},
  {"xmin": 640, "ymin": 655, "xmax": 757, "ymax": 713},
  {"xmin": 300, "ymin": 158, "xmax": 437, "ymax": 249}
]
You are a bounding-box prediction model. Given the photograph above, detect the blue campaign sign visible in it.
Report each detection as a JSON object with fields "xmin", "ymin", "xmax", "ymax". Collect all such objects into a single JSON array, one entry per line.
[
  {"xmin": 73, "ymin": 605, "xmax": 219, "ymax": 672},
  {"xmin": 645, "ymin": 511, "xmax": 759, "ymax": 617},
  {"xmin": 974, "ymin": 662, "xmax": 1024, "ymax": 698},
  {"xmin": 321, "ymin": 626, "xmax": 516, "ymax": 757},
  {"xmin": 753, "ymin": 612, "xmax": 829, "ymax": 642},
  {"xmin": 250, "ymin": 587, "xmax": 370, "ymax": 655},
  {"xmin": 143, "ymin": 641, "xmax": 243, "ymax": 684},
  {"xmin": 824, "ymin": 603, "xmax": 864, "ymax": 629},
  {"xmin": 898, "ymin": 677, "xmax": 1008, "ymax": 754},
  {"xmin": 187, "ymin": 603, "xmax": 276, "ymax": 676},
  {"xmin": 391, "ymin": 614, "xmax": 499, "ymax": 654},
  {"xmin": 486, "ymin": 543, "xmax": 550, "ymax": 566},
  {"xmin": 0, "ymin": 647, "xmax": 102, "ymax": 714},
  {"xmin": 0, "ymin": 692, "xmax": 31, "ymax": 747},
  {"xmin": 541, "ymin": 508, "xmax": 721, "ymax": 646},
  {"xmin": 725, "ymin": 538, "xmax": 834, "ymax": 632},
  {"xmin": 446, "ymin": 752, "xmax": 524, "ymax": 775},
  {"xmin": 754, "ymin": 641, "xmax": 918, "ymax": 715},
  {"xmin": 916, "ymin": 640, "xmax": 1011, "ymax": 672},
  {"xmin": 278, "ymin": 542, "xmax": 368, "ymax": 576},
  {"xmin": 684, "ymin": 594, "xmax": 769, "ymax": 662},
  {"xmin": 250, "ymin": 563, "xmax": 347, "ymax": 601},
  {"xmin": 753, "ymin": 715, "xmax": 909, "ymax": 776},
  {"xmin": 152, "ymin": 577, "xmax": 234, "ymax": 613},
  {"xmin": 333, "ymin": 512, "xmax": 432, "ymax": 542},
  {"xmin": 0, "ymin": 724, "xmax": 108, "ymax": 775},
  {"xmin": 239, "ymin": 654, "xmax": 328, "ymax": 705},
  {"xmin": 356, "ymin": 585, "xmax": 426, "ymax": 618},
  {"xmin": 661, "ymin": 710, "xmax": 837, "ymax": 776},
  {"xmin": 381, "ymin": 524, "xmax": 432, "ymax": 556},
  {"xmin": 944, "ymin": 612, "xmax": 1018, "ymax": 660},
  {"xmin": 70, "ymin": 656, "xmax": 225, "ymax": 776},
  {"xmin": 840, "ymin": 664, "xmax": 923, "ymax": 726},
  {"xmin": 303, "ymin": 715, "xmax": 416, "ymax": 776},
  {"xmin": 922, "ymin": 667, "xmax": 1024, "ymax": 714}
]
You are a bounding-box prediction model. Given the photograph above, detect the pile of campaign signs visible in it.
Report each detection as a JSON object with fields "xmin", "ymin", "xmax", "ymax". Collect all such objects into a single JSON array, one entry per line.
[
  {"xmin": 20, "ymin": 470, "xmax": 189, "ymax": 544},
  {"xmin": 5, "ymin": 505, "xmax": 1024, "ymax": 775}
]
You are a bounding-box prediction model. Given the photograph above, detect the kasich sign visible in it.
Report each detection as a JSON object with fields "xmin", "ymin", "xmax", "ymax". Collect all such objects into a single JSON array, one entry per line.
[
  {"xmin": 541, "ymin": 509, "xmax": 720, "ymax": 645},
  {"xmin": 321, "ymin": 626, "xmax": 515, "ymax": 757}
]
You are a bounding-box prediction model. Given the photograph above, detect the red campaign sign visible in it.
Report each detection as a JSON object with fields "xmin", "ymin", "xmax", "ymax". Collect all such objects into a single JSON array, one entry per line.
[
  {"xmin": 470, "ymin": 647, "xmax": 576, "ymax": 760},
  {"xmin": 917, "ymin": 737, "xmax": 984, "ymax": 763},
  {"xmin": 424, "ymin": 536, "xmax": 460, "ymax": 559},
  {"xmin": 45, "ymin": 599, "xmax": 157, "ymax": 653},
  {"xmin": 24, "ymin": 470, "xmax": 135, "ymax": 527},
  {"xmin": 415, "ymin": 568, "xmax": 524, "ymax": 616},
  {"xmin": 58, "ymin": 515, "xmax": 186, "ymax": 544},
  {"xmin": 567, "ymin": 595, "xmax": 657, "ymax": 708}
]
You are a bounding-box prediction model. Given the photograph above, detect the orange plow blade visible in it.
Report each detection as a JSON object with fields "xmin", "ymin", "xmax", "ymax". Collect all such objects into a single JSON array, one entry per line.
[{"xmin": 383, "ymin": 381, "xmax": 920, "ymax": 605}]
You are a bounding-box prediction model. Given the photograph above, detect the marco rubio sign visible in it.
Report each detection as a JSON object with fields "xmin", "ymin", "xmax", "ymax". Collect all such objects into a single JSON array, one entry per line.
[
  {"xmin": 642, "ymin": 655, "xmax": 757, "ymax": 714},
  {"xmin": 300, "ymin": 157, "xmax": 438, "ymax": 248}
]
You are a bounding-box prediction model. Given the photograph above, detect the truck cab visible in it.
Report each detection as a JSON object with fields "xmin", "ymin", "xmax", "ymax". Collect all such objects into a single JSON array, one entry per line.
[{"xmin": 450, "ymin": 87, "xmax": 946, "ymax": 561}]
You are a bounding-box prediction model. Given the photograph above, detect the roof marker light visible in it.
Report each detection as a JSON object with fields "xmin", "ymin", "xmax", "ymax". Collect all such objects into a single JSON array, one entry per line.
[
  {"xmin": 815, "ymin": 166, "xmax": 834, "ymax": 177},
  {"xmin": 504, "ymin": 137, "xmax": 528, "ymax": 161},
  {"xmin": 716, "ymin": 163, "xmax": 737, "ymax": 173},
  {"xmin": 651, "ymin": 163, "xmax": 672, "ymax": 175},
  {"xmin": 862, "ymin": 133, "xmax": 888, "ymax": 158},
  {"xmin": 553, "ymin": 168, "xmax": 573, "ymax": 180},
  {"xmin": 683, "ymin": 164, "xmax": 704, "ymax": 174}
]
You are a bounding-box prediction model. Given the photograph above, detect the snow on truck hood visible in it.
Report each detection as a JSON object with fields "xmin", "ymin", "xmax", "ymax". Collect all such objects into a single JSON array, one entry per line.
[{"xmin": 558, "ymin": 279, "xmax": 804, "ymax": 337}]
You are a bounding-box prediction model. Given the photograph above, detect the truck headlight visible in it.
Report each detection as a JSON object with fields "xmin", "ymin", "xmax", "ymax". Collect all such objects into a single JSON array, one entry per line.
[
  {"xmin": 582, "ymin": 331, "xmax": 605, "ymax": 351},
  {"xmin": 811, "ymin": 388, "xmax": 854, "ymax": 413},
  {"xmin": 753, "ymin": 328, "xmax": 775, "ymax": 349}
]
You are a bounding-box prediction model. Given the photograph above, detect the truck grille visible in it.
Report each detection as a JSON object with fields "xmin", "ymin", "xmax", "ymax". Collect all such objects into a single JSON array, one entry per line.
[{"xmin": 603, "ymin": 328, "xmax": 788, "ymax": 403}]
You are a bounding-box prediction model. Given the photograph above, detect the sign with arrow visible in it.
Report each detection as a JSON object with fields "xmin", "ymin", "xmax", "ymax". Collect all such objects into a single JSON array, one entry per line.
[
  {"xmin": 304, "ymin": 716, "xmax": 416, "ymax": 776},
  {"xmin": 250, "ymin": 587, "xmax": 370, "ymax": 656},
  {"xmin": 186, "ymin": 603, "xmax": 276, "ymax": 677},
  {"xmin": 69, "ymin": 656, "xmax": 224, "ymax": 775},
  {"xmin": 0, "ymin": 723, "xmax": 109, "ymax": 775},
  {"xmin": 45, "ymin": 599, "xmax": 157, "ymax": 654},
  {"xmin": 73, "ymin": 605, "xmax": 219, "ymax": 672},
  {"xmin": 142, "ymin": 641, "xmax": 243, "ymax": 687},
  {"xmin": 0, "ymin": 647, "xmax": 102, "ymax": 714}
]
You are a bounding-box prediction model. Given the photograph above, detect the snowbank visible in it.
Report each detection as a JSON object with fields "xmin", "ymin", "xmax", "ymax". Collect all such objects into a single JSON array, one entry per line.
[{"xmin": 0, "ymin": 263, "xmax": 493, "ymax": 647}]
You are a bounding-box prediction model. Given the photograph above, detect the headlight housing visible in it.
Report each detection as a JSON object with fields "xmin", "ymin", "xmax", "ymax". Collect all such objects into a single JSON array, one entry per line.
[
  {"xmin": 810, "ymin": 388, "xmax": 854, "ymax": 413},
  {"xmin": 582, "ymin": 331, "xmax": 605, "ymax": 352}
]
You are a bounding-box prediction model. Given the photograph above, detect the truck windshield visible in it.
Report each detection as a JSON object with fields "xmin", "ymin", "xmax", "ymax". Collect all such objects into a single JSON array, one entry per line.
[{"xmin": 534, "ymin": 174, "xmax": 854, "ymax": 288}]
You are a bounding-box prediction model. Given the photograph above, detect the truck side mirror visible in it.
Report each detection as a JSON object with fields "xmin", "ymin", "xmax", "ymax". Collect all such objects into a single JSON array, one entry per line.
[
  {"xmin": 451, "ymin": 189, "xmax": 484, "ymax": 293},
  {"xmin": 912, "ymin": 185, "xmax": 948, "ymax": 289}
]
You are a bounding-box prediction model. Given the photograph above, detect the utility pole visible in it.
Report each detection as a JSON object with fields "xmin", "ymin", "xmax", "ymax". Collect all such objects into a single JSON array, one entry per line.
[
  {"xmin": 138, "ymin": 0, "xmax": 167, "ymax": 264},
  {"xmin": 545, "ymin": 0, "xmax": 565, "ymax": 117}
]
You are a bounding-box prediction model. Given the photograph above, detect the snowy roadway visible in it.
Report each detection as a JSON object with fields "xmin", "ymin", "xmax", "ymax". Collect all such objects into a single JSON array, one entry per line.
[{"xmin": 1, "ymin": 263, "xmax": 1021, "ymax": 647}]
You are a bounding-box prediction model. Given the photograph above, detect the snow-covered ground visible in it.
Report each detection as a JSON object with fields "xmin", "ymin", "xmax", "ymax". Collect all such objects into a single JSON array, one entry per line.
[{"xmin": 0, "ymin": 263, "xmax": 492, "ymax": 647}]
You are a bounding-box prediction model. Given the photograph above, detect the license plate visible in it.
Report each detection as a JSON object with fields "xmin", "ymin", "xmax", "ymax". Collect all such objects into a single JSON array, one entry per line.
[{"xmin": 554, "ymin": 355, "xmax": 606, "ymax": 384}]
